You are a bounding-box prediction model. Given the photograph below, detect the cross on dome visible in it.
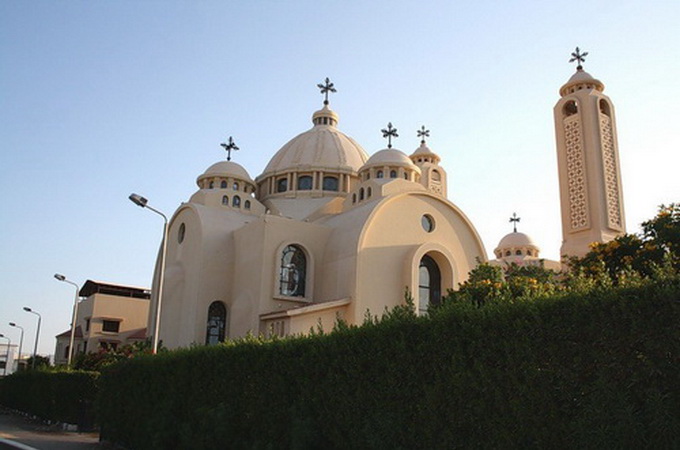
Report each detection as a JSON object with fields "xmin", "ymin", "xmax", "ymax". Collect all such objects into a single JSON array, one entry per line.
[
  {"xmin": 220, "ymin": 136, "xmax": 239, "ymax": 161},
  {"xmin": 569, "ymin": 47, "xmax": 588, "ymax": 71},
  {"xmin": 417, "ymin": 125, "xmax": 430, "ymax": 144},
  {"xmin": 317, "ymin": 77, "xmax": 337, "ymax": 105},
  {"xmin": 381, "ymin": 122, "xmax": 398, "ymax": 149},
  {"xmin": 509, "ymin": 212, "xmax": 521, "ymax": 233}
]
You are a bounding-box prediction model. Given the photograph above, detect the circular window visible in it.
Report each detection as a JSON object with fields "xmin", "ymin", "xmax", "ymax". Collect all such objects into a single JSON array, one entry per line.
[
  {"xmin": 421, "ymin": 215, "xmax": 434, "ymax": 233},
  {"xmin": 178, "ymin": 223, "xmax": 186, "ymax": 243}
]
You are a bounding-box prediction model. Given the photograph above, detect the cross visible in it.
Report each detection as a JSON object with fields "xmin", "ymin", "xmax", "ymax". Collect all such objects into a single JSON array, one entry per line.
[
  {"xmin": 317, "ymin": 77, "xmax": 337, "ymax": 105},
  {"xmin": 509, "ymin": 212, "xmax": 521, "ymax": 233},
  {"xmin": 381, "ymin": 122, "xmax": 398, "ymax": 149},
  {"xmin": 569, "ymin": 47, "xmax": 588, "ymax": 70},
  {"xmin": 417, "ymin": 125, "xmax": 430, "ymax": 144},
  {"xmin": 220, "ymin": 136, "xmax": 239, "ymax": 161}
]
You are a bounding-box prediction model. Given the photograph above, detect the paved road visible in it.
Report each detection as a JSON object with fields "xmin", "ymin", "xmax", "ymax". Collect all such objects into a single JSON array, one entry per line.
[{"xmin": 0, "ymin": 408, "xmax": 109, "ymax": 450}]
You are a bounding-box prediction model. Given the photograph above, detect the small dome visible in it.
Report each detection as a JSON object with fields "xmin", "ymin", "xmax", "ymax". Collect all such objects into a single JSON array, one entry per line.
[
  {"xmin": 560, "ymin": 68, "xmax": 604, "ymax": 96},
  {"xmin": 494, "ymin": 231, "xmax": 541, "ymax": 258},
  {"xmin": 197, "ymin": 161, "xmax": 254, "ymax": 188},
  {"xmin": 363, "ymin": 148, "xmax": 418, "ymax": 169},
  {"xmin": 410, "ymin": 142, "xmax": 441, "ymax": 164}
]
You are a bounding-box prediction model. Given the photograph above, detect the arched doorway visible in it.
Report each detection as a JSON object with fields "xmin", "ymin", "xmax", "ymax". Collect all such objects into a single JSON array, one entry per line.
[
  {"xmin": 418, "ymin": 254, "xmax": 441, "ymax": 314},
  {"xmin": 205, "ymin": 301, "xmax": 227, "ymax": 345}
]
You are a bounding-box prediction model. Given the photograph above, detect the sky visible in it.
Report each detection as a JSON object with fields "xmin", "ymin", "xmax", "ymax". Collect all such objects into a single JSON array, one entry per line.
[{"xmin": 1, "ymin": 1, "xmax": 678, "ymax": 357}]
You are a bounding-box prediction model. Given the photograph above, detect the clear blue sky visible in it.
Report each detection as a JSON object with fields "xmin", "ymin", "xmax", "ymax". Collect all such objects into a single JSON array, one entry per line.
[{"xmin": 1, "ymin": 1, "xmax": 678, "ymax": 356}]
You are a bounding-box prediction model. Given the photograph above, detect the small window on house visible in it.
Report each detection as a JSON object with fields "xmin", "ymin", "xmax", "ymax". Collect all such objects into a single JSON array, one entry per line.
[
  {"xmin": 178, "ymin": 222, "xmax": 186, "ymax": 243},
  {"xmin": 377, "ymin": 170, "xmax": 384, "ymax": 179},
  {"xmin": 279, "ymin": 245, "xmax": 307, "ymax": 297},
  {"xmin": 102, "ymin": 320, "xmax": 120, "ymax": 333},
  {"xmin": 244, "ymin": 200, "xmax": 251, "ymax": 210},
  {"xmin": 323, "ymin": 176, "xmax": 339, "ymax": 191},
  {"xmin": 222, "ymin": 195, "xmax": 229, "ymax": 206},
  {"xmin": 221, "ymin": 181, "xmax": 227, "ymax": 189},
  {"xmin": 277, "ymin": 178, "xmax": 288, "ymax": 193},
  {"xmin": 390, "ymin": 170, "xmax": 397, "ymax": 178},
  {"xmin": 233, "ymin": 196, "xmax": 241, "ymax": 208},
  {"xmin": 298, "ymin": 175, "xmax": 313, "ymax": 190}
]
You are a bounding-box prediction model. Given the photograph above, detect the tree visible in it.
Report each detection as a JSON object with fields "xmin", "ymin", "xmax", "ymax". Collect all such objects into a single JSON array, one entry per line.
[{"xmin": 25, "ymin": 355, "xmax": 50, "ymax": 370}]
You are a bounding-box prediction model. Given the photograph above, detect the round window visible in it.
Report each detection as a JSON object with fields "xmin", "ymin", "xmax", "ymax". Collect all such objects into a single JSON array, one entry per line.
[
  {"xmin": 178, "ymin": 223, "xmax": 186, "ymax": 243},
  {"xmin": 421, "ymin": 215, "xmax": 434, "ymax": 233}
]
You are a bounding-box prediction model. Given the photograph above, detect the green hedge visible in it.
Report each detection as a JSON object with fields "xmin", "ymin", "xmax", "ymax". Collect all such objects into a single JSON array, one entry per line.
[
  {"xmin": 0, "ymin": 370, "xmax": 99, "ymax": 428},
  {"xmin": 99, "ymin": 280, "xmax": 680, "ymax": 449}
]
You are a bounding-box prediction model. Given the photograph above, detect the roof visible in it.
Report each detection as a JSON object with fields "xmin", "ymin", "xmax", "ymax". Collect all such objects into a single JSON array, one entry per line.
[
  {"xmin": 80, "ymin": 280, "xmax": 151, "ymax": 299},
  {"xmin": 56, "ymin": 325, "xmax": 83, "ymax": 338},
  {"xmin": 197, "ymin": 161, "xmax": 254, "ymax": 185}
]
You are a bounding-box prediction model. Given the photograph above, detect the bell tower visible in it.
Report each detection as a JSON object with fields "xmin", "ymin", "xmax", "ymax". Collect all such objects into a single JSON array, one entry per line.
[{"xmin": 554, "ymin": 48, "xmax": 626, "ymax": 258}]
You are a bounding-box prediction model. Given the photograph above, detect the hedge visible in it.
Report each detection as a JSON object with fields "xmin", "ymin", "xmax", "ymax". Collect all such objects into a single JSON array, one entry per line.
[
  {"xmin": 98, "ymin": 279, "xmax": 680, "ymax": 449},
  {"xmin": 0, "ymin": 370, "xmax": 99, "ymax": 429}
]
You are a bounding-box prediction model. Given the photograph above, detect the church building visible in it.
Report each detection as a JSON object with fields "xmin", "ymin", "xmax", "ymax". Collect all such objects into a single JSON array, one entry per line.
[{"xmin": 149, "ymin": 51, "xmax": 625, "ymax": 348}]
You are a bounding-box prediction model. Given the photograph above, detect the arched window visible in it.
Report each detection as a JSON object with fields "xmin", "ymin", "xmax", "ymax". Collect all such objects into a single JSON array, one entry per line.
[
  {"xmin": 563, "ymin": 100, "xmax": 578, "ymax": 117},
  {"xmin": 298, "ymin": 175, "xmax": 313, "ymax": 190},
  {"xmin": 323, "ymin": 176, "xmax": 339, "ymax": 191},
  {"xmin": 418, "ymin": 255, "xmax": 441, "ymax": 314},
  {"xmin": 352, "ymin": 193, "xmax": 356, "ymax": 204},
  {"xmin": 390, "ymin": 170, "xmax": 397, "ymax": 178},
  {"xmin": 367, "ymin": 187, "xmax": 372, "ymax": 197},
  {"xmin": 244, "ymin": 200, "xmax": 251, "ymax": 210},
  {"xmin": 205, "ymin": 301, "xmax": 227, "ymax": 345},
  {"xmin": 178, "ymin": 223, "xmax": 186, "ymax": 243},
  {"xmin": 209, "ymin": 181, "xmax": 214, "ymax": 189},
  {"xmin": 220, "ymin": 180, "xmax": 227, "ymax": 189},
  {"xmin": 505, "ymin": 251, "xmax": 511, "ymax": 256},
  {"xmin": 404, "ymin": 173, "xmax": 408, "ymax": 180},
  {"xmin": 516, "ymin": 250, "xmax": 522, "ymax": 255},
  {"xmin": 233, "ymin": 196, "xmax": 241, "ymax": 207},
  {"xmin": 277, "ymin": 178, "xmax": 288, "ymax": 193},
  {"xmin": 359, "ymin": 188, "xmax": 364, "ymax": 201},
  {"xmin": 233, "ymin": 182, "xmax": 239, "ymax": 191},
  {"xmin": 431, "ymin": 170, "xmax": 441, "ymax": 181},
  {"xmin": 599, "ymin": 99, "xmax": 611, "ymax": 117},
  {"xmin": 377, "ymin": 170, "xmax": 384, "ymax": 179},
  {"xmin": 222, "ymin": 195, "xmax": 229, "ymax": 206},
  {"xmin": 279, "ymin": 245, "xmax": 306, "ymax": 297}
]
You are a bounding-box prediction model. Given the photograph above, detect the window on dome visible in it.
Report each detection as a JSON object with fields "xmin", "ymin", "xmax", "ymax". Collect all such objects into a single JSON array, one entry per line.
[
  {"xmin": 277, "ymin": 178, "xmax": 288, "ymax": 193},
  {"xmin": 178, "ymin": 223, "xmax": 186, "ymax": 243},
  {"xmin": 367, "ymin": 187, "xmax": 372, "ymax": 197},
  {"xmin": 205, "ymin": 301, "xmax": 227, "ymax": 345},
  {"xmin": 221, "ymin": 181, "xmax": 227, "ymax": 189},
  {"xmin": 516, "ymin": 250, "xmax": 522, "ymax": 255},
  {"xmin": 233, "ymin": 196, "xmax": 241, "ymax": 208},
  {"xmin": 404, "ymin": 173, "xmax": 408, "ymax": 180},
  {"xmin": 244, "ymin": 200, "xmax": 251, "ymax": 210},
  {"xmin": 232, "ymin": 182, "xmax": 238, "ymax": 191},
  {"xmin": 352, "ymin": 193, "xmax": 356, "ymax": 204},
  {"xmin": 222, "ymin": 196, "xmax": 229, "ymax": 206},
  {"xmin": 209, "ymin": 181, "xmax": 214, "ymax": 189},
  {"xmin": 390, "ymin": 170, "xmax": 397, "ymax": 178},
  {"xmin": 298, "ymin": 175, "xmax": 313, "ymax": 190},
  {"xmin": 359, "ymin": 188, "xmax": 364, "ymax": 201},
  {"xmin": 377, "ymin": 170, "xmax": 384, "ymax": 179},
  {"xmin": 279, "ymin": 245, "xmax": 306, "ymax": 297},
  {"xmin": 323, "ymin": 176, "xmax": 339, "ymax": 191},
  {"xmin": 527, "ymin": 250, "xmax": 533, "ymax": 256},
  {"xmin": 505, "ymin": 251, "xmax": 511, "ymax": 256}
]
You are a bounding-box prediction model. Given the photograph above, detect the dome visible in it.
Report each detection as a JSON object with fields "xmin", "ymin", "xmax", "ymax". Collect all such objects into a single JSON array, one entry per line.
[
  {"xmin": 494, "ymin": 231, "xmax": 541, "ymax": 258},
  {"xmin": 410, "ymin": 142, "xmax": 441, "ymax": 164},
  {"xmin": 259, "ymin": 105, "xmax": 368, "ymax": 178},
  {"xmin": 362, "ymin": 148, "xmax": 418, "ymax": 170},
  {"xmin": 559, "ymin": 68, "xmax": 604, "ymax": 96},
  {"xmin": 198, "ymin": 161, "xmax": 253, "ymax": 184}
]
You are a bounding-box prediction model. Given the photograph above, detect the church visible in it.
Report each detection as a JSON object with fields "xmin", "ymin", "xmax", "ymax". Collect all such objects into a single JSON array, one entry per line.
[{"xmin": 149, "ymin": 50, "xmax": 626, "ymax": 349}]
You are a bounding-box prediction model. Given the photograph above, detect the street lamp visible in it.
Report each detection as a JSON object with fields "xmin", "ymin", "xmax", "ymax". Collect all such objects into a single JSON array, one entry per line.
[
  {"xmin": 129, "ymin": 193, "xmax": 168, "ymax": 354},
  {"xmin": 23, "ymin": 307, "xmax": 41, "ymax": 369},
  {"xmin": 0, "ymin": 334, "xmax": 10, "ymax": 376},
  {"xmin": 8, "ymin": 323, "xmax": 23, "ymax": 372},
  {"xmin": 54, "ymin": 273, "xmax": 81, "ymax": 367}
]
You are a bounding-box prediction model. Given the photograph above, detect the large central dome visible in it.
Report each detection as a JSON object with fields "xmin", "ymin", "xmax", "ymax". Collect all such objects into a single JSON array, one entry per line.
[{"xmin": 259, "ymin": 104, "xmax": 368, "ymax": 178}]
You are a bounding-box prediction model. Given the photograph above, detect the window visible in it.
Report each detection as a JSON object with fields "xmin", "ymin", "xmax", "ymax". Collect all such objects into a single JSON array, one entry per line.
[
  {"xmin": 421, "ymin": 214, "xmax": 435, "ymax": 232},
  {"xmin": 222, "ymin": 195, "xmax": 229, "ymax": 206},
  {"xmin": 279, "ymin": 245, "xmax": 306, "ymax": 297},
  {"xmin": 99, "ymin": 341, "xmax": 118, "ymax": 351},
  {"xmin": 323, "ymin": 176, "xmax": 339, "ymax": 191},
  {"xmin": 390, "ymin": 170, "xmax": 397, "ymax": 178},
  {"xmin": 352, "ymin": 193, "xmax": 356, "ymax": 204},
  {"xmin": 431, "ymin": 170, "xmax": 441, "ymax": 181},
  {"xmin": 377, "ymin": 170, "xmax": 384, "ymax": 179},
  {"xmin": 206, "ymin": 301, "xmax": 227, "ymax": 345},
  {"xmin": 85, "ymin": 318, "xmax": 90, "ymax": 332},
  {"xmin": 505, "ymin": 251, "xmax": 511, "ymax": 256},
  {"xmin": 277, "ymin": 178, "xmax": 288, "ymax": 193},
  {"xmin": 64, "ymin": 345, "xmax": 69, "ymax": 359},
  {"xmin": 209, "ymin": 181, "xmax": 214, "ymax": 189},
  {"xmin": 233, "ymin": 182, "xmax": 239, "ymax": 191},
  {"xmin": 244, "ymin": 200, "xmax": 251, "ymax": 210},
  {"xmin": 563, "ymin": 100, "xmax": 578, "ymax": 117},
  {"xmin": 102, "ymin": 320, "xmax": 120, "ymax": 333},
  {"xmin": 298, "ymin": 175, "xmax": 313, "ymax": 190},
  {"xmin": 233, "ymin": 196, "xmax": 241, "ymax": 208},
  {"xmin": 599, "ymin": 99, "xmax": 611, "ymax": 117},
  {"xmin": 404, "ymin": 173, "xmax": 408, "ymax": 180},
  {"xmin": 178, "ymin": 223, "xmax": 186, "ymax": 243},
  {"xmin": 367, "ymin": 187, "xmax": 372, "ymax": 197},
  {"xmin": 359, "ymin": 188, "xmax": 364, "ymax": 201},
  {"xmin": 418, "ymin": 255, "xmax": 441, "ymax": 314},
  {"xmin": 516, "ymin": 250, "xmax": 522, "ymax": 255},
  {"xmin": 221, "ymin": 180, "xmax": 227, "ymax": 189}
]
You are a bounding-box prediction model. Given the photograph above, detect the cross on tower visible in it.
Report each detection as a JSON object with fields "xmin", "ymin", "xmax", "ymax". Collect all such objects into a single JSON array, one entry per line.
[
  {"xmin": 381, "ymin": 122, "xmax": 398, "ymax": 149},
  {"xmin": 220, "ymin": 136, "xmax": 239, "ymax": 161},
  {"xmin": 569, "ymin": 47, "xmax": 589, "ymax": 70},
  {"xmin": 417, "ymin": 125, "xmax": 430, "ymax": 144},
  {"xmin": 317, "ymin": 77, "xmax": 337, "ymax": 105},
  {"xmin": 509, "ymin": 212, "xmax": 521, "ymax": 233}
]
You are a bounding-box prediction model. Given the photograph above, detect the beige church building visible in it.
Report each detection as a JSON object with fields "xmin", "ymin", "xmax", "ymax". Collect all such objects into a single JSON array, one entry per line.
[{"xmin": 149, "ymin": 52, "xmax": 626, "ymax": 349}]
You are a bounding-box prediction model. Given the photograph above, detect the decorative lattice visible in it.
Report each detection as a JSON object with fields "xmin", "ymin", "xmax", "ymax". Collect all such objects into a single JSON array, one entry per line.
[
  {"xmin": 600, "ymin": 115, "xmax": 622, "ymax": 229},
  {"xmin": 430, "ymin": 184, "xmax": 442, "ymax": 195},
  {"xmin": 564, "ymin": 117, "xmax": 589, "ymax": 230}
]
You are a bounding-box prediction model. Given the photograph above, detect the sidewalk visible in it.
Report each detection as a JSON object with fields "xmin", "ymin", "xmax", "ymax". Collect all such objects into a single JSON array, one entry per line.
[{"xmin": 0, "ymin": 408, "xmax": 107, "ymax": 450}]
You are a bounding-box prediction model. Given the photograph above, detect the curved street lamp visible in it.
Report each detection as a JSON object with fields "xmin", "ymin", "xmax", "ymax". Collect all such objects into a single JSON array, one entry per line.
[
  {"xmin": 54, "ymin": 273, "xmax": 81, "ymax": 367},
  {"xmin": 23, "ymin": 307, "xmax": 41, "ymax": 369},
  {"xmin": 129, "ymin": 193, "xmax": 168, "ymax": 354},
  {"xmin": 0, "ymin": 334, "xmax": 10, "ymax": 376},
  {"xmin": 8, "ymin": 322, "xmax": 23, "ymax": 372}
]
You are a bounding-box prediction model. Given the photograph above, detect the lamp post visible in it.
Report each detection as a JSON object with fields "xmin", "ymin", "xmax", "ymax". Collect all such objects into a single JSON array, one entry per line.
[
  {"xmin": 54, "ymin": 273, "xmax": 81, "ymax": 367},
  {"xmin": 129, "ymin": 193, "xmax": 168, "ymax": 354},
  {"xmin": 0, "ymin": 334, "xmax": 10, "ymax": 376},
  {"xmin": 8, "ymin": 323, "xmax": 23, "ymax": 372},
  {"xmin": 23, "ymin": 307, "xmax": 41, "ymax": 369}
]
